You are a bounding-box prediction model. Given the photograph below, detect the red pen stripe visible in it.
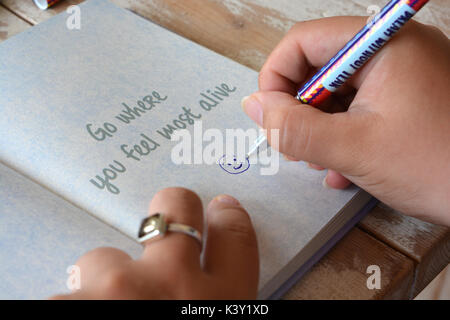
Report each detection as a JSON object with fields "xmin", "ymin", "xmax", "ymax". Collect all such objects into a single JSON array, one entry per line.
[{"xmin": 405, "ymin": 0, "xmax": 429, "ymax": 11}]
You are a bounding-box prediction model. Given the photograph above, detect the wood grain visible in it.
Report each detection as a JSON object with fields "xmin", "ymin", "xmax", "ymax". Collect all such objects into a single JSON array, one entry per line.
[
  {"xmin": 0, "ymin": 5, "xmax": 30, "ymax": 42},
  {"xmin": 283, "ymin": 228, "xmax": 415, "ymax": 299},
  {"xmin": 2, "ymin": 0, "xmax": 449, "ymax": 299},
  {"xmin": 359, "ymin": 204, "xmax": 450, "ymax": 297},
  {"xmin": 1, "ymin": 0, "xmax": 84, "ymax": 25},
  {"xmin": 3, "ymin": 0, "xmax": 448, "ymax": 71}
]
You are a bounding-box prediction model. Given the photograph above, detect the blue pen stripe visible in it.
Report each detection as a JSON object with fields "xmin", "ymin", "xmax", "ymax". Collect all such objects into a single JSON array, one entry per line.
[{"xmin": 298, "ymin": 0, "xmax": 401, "ymax": 97}]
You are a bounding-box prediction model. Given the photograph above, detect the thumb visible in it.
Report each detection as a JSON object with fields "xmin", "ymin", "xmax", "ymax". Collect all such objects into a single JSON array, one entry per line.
[
  {"xmin": 242, "ymin": 91, "xmax": 370, "ymax": 173},
  {"xmin": 203, "ymin": 195, "xmax": 259, "ymax": 299}
]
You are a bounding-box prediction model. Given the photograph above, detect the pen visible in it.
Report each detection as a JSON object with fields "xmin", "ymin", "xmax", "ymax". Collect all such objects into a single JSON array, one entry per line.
[{"xmin": 247, "ymin": 0, "xmax": 429, "ymax": 157}]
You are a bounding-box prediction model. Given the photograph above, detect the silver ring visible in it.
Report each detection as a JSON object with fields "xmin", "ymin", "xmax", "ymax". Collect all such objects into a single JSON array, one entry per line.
[{"xmin": 138, "ymin": 213, "xmax": 202, "ymax": 245}]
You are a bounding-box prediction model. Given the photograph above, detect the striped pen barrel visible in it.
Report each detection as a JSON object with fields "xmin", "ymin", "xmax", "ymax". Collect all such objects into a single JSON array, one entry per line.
[{"xmin": 297, "ymin": 0, "xmax": 429, "ymax": 106}]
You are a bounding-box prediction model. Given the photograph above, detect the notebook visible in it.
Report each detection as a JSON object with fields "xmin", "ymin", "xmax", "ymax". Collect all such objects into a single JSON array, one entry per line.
[{"xmin": 0, "ymin": 0, "xmax": 376, "ymax": 299}]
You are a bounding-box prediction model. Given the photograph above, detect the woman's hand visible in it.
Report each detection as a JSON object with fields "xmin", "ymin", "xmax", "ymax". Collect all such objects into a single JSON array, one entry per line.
[
  {"xmin": 51, "ymin": 188, "xmax": 258, "ymax": 299},
  {"xmin": 242, "ymin": 17, "xmax": 450, "ymax": 225}
]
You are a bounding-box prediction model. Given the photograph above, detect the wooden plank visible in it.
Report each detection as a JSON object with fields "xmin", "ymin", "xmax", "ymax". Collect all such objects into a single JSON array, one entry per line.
[
  {"xmin": 1, "ymin": 0, "xmax": 84, "ymax": 25},
  {"xmin": 4, "ymin": 0, "xmax": 449, "ymax": 71},
  {"xmin": 113, "ymin": 0, "xmax": 288, "ymax": 71},
  {"xmin": 4, "ymin": 0, "xmax": 450, "ymax": 35},
  {"xmin": 359, "ymin": 204, "xmax": 450, "ymax": 297},
  {"xmin": 283, "ymin": 228, "xmax": 415, "ymax": 299},
  {"xmin": 0, "ymin": 5, "xmax": 31, "ymax": 42},
  {"xmin": 2, "ymin": 0, "xmax": 287, "ymax": 70}
]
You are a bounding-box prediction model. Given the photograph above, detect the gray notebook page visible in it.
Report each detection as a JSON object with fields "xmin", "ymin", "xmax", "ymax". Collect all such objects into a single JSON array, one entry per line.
[{"xmin": 0, "ymin": 162, "xmax": 142, "ymax": 299}]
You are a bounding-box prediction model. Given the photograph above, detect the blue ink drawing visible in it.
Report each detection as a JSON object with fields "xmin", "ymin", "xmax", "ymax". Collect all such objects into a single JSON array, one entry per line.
[{"xmin": 218, "ymin": 155, "xmax": 250, "ymax": 174}]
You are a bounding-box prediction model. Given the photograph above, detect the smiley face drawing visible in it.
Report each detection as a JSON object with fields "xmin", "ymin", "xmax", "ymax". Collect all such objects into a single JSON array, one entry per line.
[{"xmin": 218, "ymin": 155, "xmax": 250, "ymax": 174}]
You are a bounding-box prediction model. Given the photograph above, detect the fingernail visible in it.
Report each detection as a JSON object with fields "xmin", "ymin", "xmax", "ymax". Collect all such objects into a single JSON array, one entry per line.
[
  {"xmin": 214, "ymin": 194, "xmax": 241, "ymax": 206},
  {"xmin": 322, "ymin": 176, "xmax": 331, "ymax": 189},
  {"xmin": 241, "ymin": 95, "xmax": 263, "ymax": 127}
]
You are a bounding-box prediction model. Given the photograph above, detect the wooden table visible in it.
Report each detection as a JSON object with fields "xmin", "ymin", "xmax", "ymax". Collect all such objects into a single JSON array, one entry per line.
[{"xmin": 1, "ymin": 0, "xmax": 448, "ymax": 299}]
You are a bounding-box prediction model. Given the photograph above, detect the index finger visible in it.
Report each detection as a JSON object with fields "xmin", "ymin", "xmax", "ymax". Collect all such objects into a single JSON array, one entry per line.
[{"xmin": 258, "ymin": 16, "xmax": 367, "ymax": 94}]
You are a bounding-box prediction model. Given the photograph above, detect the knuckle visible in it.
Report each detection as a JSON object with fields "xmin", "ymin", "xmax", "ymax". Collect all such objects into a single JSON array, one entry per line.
[
  {"xmin": 415, "ymin": 22, "xmax": 447, "ymax": 44},
  {"xmin": 427, "ymin": 24, "xmax": 446, "ymax": 37},
  {"xmin": 290, "ymin": 21, "xmax": 306, "ymax": 33}
]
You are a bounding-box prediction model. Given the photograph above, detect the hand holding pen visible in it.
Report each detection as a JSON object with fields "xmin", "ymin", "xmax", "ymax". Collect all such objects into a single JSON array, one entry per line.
[{"xmin": 242, "ymin": 10, "xmax": 450, "ymax": 225}]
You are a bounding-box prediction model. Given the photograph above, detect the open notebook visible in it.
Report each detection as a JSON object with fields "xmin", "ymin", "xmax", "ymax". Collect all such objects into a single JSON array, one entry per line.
[{"xmin": 0, "ymin": 0, "xmax": 376, "ymax": 299}]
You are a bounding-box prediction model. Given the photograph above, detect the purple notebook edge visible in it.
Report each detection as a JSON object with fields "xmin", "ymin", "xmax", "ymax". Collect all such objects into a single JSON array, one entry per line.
[{"xmin": 267, "ymin": 197, "xmax": 379, "ymax": 300}]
